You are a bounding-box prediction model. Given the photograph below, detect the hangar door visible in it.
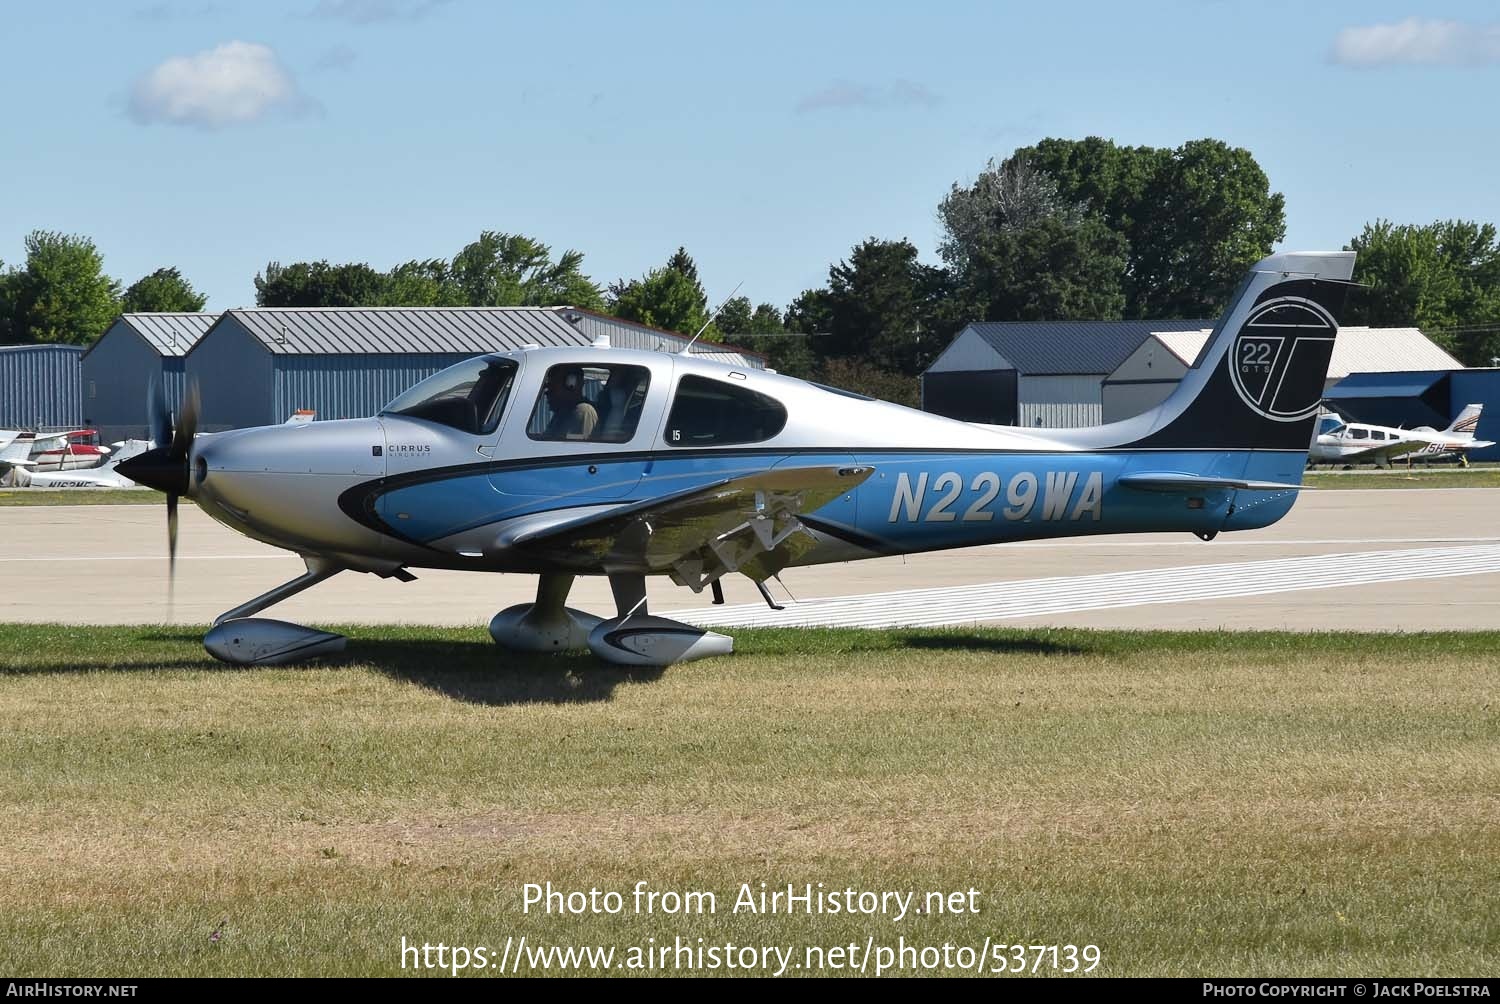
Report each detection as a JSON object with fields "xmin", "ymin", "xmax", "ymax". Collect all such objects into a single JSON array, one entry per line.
[{"xmin": 922, "ymin": 369, "xmax": 1018, "ymax": 425}]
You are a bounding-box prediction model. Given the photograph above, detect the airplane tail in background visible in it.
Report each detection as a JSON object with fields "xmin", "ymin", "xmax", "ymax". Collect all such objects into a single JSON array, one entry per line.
[
  {"xmin": 1117, "ymin": 252, "xmax": 1354, "ymax": 453},
  {"xmin": 1444, "ymin": 404, "xmax": 1483, "ymax": 438},
  {"xmin": 100, "ymin": 440, "xmax": 152, "ymax": 471},
  {"xmin": 0, "ymin": 432, "xmax": 36, "ymax": 468}
]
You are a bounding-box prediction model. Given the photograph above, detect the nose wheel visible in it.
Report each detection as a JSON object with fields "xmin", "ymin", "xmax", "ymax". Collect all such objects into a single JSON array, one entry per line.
[{"xmin": 203, "ymin": 556, "xmax": 348, "ymax": 666}]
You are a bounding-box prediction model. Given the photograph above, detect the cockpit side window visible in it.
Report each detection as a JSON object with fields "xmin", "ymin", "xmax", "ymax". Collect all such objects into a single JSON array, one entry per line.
[
  {"xmin": 527, "ymin": 364, "xmax": 652, "ymax": 443},
  {"xmin": 665, "ymin": 375, "xmax": 787, "ymax": 447},
  {"xmin": 381, "ymin": 357, "xmax": 517, "ymax": 436}
]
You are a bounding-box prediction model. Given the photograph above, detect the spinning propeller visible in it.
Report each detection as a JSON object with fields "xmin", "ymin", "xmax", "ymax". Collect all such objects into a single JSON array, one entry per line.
[{"xmin": 117, "ymin": 378, "xmax": 201, "ymax": 599}]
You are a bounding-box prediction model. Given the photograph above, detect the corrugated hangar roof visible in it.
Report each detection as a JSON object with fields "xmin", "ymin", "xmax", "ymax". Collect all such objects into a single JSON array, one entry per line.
[
  {"xmin": 1148, "ymin": 326, "xmax": 1462, "ymax": 380},
  {"xmin": 966, "ymin": 319, "xmax": 1214, "ymax": 376},
  {"xmin": 223, "ymin": 307, "xmax": 590, "ymax": 355},
  {"xmin": 85, "ymin": 313, "xmax": 220, "ymax": 359}
]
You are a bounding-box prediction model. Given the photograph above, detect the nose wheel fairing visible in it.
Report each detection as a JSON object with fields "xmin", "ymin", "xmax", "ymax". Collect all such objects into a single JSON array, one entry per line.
[{"xmin": 204, "ymin": 619, "xmax": 347, "ymax": 666}]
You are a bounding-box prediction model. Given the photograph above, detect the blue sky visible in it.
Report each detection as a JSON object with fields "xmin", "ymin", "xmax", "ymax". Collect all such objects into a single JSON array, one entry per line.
[{"xmin": 3, "ymin": 1, "xmax": 1498, "ymax": 313}]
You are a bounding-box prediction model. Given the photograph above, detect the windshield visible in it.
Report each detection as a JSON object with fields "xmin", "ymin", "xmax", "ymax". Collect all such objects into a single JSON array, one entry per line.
[{"xmin": 381, "ymin": 356, "xmax": 518, "ymax": 435}]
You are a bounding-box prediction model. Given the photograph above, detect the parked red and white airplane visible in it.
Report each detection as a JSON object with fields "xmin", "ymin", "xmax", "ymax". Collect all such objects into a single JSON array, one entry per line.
[
  {"xmin": 1309, "ymin": 405, "xmax": 1493, "ymax": 467},
  {"xmin": 29, "ymin": 429, "xmax": 111, "ymax": 471},
  {"xmin": 0, "ymin": 429, "xmax": 111, "ymax": 474}
]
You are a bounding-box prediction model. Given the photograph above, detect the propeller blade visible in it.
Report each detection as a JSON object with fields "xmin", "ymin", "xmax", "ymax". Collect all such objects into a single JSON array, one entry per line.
[
  {"xmin": 147, "ymin": 375, "xmax": 171, "ymax": 450},
  {"xmin": 170, "ymin": 380, "xmax": 200, "ymax": 462},
  {"xmin": 167, "ymin": 492, "xmax": 179, "ymax": 609}
]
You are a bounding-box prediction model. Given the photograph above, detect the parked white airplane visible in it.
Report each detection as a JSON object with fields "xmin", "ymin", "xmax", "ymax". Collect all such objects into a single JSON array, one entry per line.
[
  {"xmin": 0, "ymin": 430, "xmax": 72, "ymax": 485},
  {"xmin": 12, "ymin": 440, "xmax": 153, "ymax": 488},
  {"xmin": 0, "ymin": 430, "xmax": 70, "ymax": 466},
  {"xmin": 1308, "ymin": 405, "xmax": 1493, "ymax": 467}
]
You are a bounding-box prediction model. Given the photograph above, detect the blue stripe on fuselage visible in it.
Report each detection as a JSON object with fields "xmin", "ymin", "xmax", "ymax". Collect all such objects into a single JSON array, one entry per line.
[{"xmin": 377, "ymin": 448, "xmax": 1305, "ymax": 547}]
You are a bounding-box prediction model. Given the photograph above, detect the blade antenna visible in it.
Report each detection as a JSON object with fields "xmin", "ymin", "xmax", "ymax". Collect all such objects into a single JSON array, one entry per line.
[{"xmin": 681, "ymin": 281, "xmax": 743, "ymax": 355}]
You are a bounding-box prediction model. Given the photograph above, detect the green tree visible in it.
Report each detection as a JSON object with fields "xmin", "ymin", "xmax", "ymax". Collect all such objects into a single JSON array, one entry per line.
[
  {"xmin": 940, "ymin": 155, "xmax": 1126, "ymax": 322},
  {"xmin": 3, "ymin": 231, "xmax": 121, "ymax": 344},
  {"xmin": 963, "ymin": 215, "xmax": 1128, "ymax": 321},
  {"xmin": 749, "ymin": 289, "xmax": 831, "ymax": 379},
  {"xmin": 252, "ymin": 231, "xmax": 603, "ymax": 309},
  {"xmin": 824, "ymin": 238, "xmax": 951, "ymax": 373},
  {"xmin": 665, "ymin": 246, "xmax": 699, "ymax": 286},
  {"xmin": 715, "ymin": 295, "xmax": 755, "ymax": 336},
  {"xmin": 449, "ymin": 231, "xmax": 603, "ymax": 309},
  {"xmin": 609, "ymin": 248, "xmax": 716, "ymax": 337},
  {"xmin": 718, "ymin": 298, "xmax": 814, "ymax": 377},
  {"xmin": 1345, "ymin": 219, "xmax": 1500, "ymax": 365},
  {"xmin": 1014, "ymin": 137, "xmax": 1286, "ymax": 318},
  {"xmin": 610, "ymin": 267, "xmax": 712, "ymax": 336},
  {"xmin": 938, "ymin": 155, "xmax": 1082, "ymax": 271},
  {"xmin": 380, "ymin": 259, "xmax": 463, "ymax": 307},
  {"xmin": 817, "ymin": 356, "xmax": 919, "ymax": 407},
  {"xmin": 784, "ymin": 288, "xmax": 834, "ymax": 338},
  {"xmin": 121, "ymin": 267, "xmax": 207, "ymax": 313},
  {"xmin": 0, "ymin": 262, "xmax": 15, "ymax": 342},
  {"xmin": 254, "ymin": 261, "xmax": 389, "ymax": 307}
]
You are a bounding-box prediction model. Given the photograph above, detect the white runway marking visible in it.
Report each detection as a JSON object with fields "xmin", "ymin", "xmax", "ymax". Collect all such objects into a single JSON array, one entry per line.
[
  {"xmin": 997, "ymin": 535, "xmax": 1500, "ymax": 549},
  {"xmin": 683, "ymin": 545, "xmax": 1500, "ymax": 629},
  {"xmin": 0, "ymin": 554, "xmax": 280, "ymax": 563}
]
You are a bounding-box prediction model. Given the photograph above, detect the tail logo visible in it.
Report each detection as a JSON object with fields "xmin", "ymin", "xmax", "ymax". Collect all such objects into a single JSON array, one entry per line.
[{"xmin": 1229, "ymin": 296, "xmax": 1338, "ymax": 423}]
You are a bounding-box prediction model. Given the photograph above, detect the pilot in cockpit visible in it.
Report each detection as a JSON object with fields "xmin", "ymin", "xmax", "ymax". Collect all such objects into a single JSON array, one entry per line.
[{"xmin": 543, "ymin": 367, "xmax": 599, "ymax": 441}]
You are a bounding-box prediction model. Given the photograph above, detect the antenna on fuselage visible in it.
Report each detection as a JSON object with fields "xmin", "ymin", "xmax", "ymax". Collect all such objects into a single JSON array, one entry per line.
[{"xmin": 681, "ymin": 281, "xmax": 744, "ymax": 355}]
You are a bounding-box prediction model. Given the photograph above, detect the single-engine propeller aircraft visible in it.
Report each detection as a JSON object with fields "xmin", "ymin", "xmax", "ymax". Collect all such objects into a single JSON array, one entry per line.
[
  {"xmin": 119, "ymin": 251, "xmax": 1354, "ymax": 667},
  {"xmin": 1308, "ymin": 405, "xmax": 1492, "ymax": 467}
]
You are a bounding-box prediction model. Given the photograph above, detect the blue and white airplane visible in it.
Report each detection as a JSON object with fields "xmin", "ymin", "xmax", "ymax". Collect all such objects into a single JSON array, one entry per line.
[{"xmin": 119, "ymin": 250, "xmax": 1354, "ymax": 666}]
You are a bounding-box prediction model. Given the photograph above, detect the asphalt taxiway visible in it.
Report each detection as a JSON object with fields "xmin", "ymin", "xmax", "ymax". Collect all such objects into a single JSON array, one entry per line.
[{"xmin": 2, "ymin": 489, "xmax": 1496, "ymax": 631}]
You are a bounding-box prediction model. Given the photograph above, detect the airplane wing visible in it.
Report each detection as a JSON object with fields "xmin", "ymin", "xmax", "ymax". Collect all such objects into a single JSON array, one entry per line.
[
  {"xmin": 505, "ymin": 464, "xmax": 875, "ymax": 588},
  {"xmin": 1332, "ymin": 440, "xmax": 1428, "ymax": 464}
]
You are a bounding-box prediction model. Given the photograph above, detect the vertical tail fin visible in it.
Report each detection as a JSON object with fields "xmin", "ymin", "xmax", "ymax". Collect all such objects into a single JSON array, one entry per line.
[
  {"xmin": 1444, "ymin": 404, "xmax": 1483, "ymax": 438},
  {"xmin": 1120, "ymin": 252, "xmax": 1354, "ymax": 451}
]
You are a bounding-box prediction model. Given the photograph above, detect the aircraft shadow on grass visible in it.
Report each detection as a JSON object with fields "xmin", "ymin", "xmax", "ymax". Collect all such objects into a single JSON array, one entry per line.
[
  {"xmin": 345, "ymin": 637, "xmax": 666, "ymax": 705},
  {"xmin": 4, "ymin": 630, "xmax": 1088, "ymax": 705}
]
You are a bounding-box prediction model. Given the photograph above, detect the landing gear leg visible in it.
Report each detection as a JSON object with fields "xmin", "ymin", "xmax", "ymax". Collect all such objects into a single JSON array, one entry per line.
[
  {"xmin": 203, "ymin": 555, "xmax": 348, "ymax": 665},
  {"xmin": 586, "ymin": 572, "xmax": 735, "ymax": 667},
  {"xmin": 488, "ymin": 572, "xmax": 603, "ymax": 652}
]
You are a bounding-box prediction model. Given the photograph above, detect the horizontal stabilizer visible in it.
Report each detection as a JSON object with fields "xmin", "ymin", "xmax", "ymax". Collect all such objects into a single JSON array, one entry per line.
[{"xmin": 1119, "ymin": 472, "xmax": 1307, "ymax": 493}]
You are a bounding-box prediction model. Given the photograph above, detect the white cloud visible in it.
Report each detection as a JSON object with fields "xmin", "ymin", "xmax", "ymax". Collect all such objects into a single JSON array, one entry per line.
[
  {"xmin": 796, "ymin": 79, "xmax": 941, "ymax": 113},
  {"xmin": 1331, "ymin": 18, "xmax": 1500, "ymax": 67},
  {"xmin": 129, "ymin": 41, "xmax": 310, "ymax": 128}
]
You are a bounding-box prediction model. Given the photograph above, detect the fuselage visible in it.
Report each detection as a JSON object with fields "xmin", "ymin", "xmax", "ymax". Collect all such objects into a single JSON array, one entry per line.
[{"xmin": 184, "ymin": 346, "xmax": 1305, "ymax": 576}]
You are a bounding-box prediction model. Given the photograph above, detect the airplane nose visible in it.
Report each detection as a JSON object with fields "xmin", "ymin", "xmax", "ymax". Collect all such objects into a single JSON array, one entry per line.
[{"xmin": 116, "ymin": 446, "xmax": 189, "ymax": 496}]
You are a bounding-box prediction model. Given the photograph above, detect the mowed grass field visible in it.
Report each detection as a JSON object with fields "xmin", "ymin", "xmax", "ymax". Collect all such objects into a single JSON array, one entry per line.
[
  {"xmin": 1303, "ymin": 467, "xmax": 1500, "ymax": 490},
  {"xmin": 0, "ymin": 488, "xmax": 159, "ymax": 506},
  {"xmin": 0, "ymin": 625, "xmax": 1496, "ymax": 977}
]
